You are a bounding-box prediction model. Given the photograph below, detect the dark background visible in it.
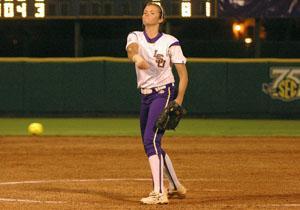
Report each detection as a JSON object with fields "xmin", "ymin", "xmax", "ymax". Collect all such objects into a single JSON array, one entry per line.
[{"xmin": 1, "ymin": 17, "xmax": 300, "ymax": 58}]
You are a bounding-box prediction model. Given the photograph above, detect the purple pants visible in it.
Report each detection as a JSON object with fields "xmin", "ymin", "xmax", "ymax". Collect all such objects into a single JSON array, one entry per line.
[{"xmin": 140, "ymin": 83, "xmax": 175, "ymax": 157}]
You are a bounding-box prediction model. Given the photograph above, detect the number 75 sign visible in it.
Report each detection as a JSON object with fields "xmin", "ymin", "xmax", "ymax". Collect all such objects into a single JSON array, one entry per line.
[{"xmin": 263, "ymin": 67, "xmax": 300, "ymax": 102}]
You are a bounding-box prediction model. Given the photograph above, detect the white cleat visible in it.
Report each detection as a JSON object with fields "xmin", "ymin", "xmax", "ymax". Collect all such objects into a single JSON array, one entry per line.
[
  {"xmin": 140, "ymin": 191, "xmax": 169, "ymax": 205},
  {"xmin": 168, "ymin": 184, "xmax": 187, "ymax": 199}
]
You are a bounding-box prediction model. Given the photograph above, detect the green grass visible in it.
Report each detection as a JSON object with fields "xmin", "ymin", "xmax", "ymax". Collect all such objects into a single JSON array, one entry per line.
[{"xmin": 1, "ymin": 118, "xmax": 300, "ymax": 137}]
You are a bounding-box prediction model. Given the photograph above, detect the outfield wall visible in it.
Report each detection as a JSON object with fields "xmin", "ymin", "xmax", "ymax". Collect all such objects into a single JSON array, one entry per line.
[{"xmin": 1, "ymin": 57, "xmax": 300, "ymax": 118}]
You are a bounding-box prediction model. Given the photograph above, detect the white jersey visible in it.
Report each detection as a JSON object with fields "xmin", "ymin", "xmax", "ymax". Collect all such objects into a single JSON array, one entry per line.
[{"xmin": 126, "ymin": 31, "xmax": 186, "ymax": 89}]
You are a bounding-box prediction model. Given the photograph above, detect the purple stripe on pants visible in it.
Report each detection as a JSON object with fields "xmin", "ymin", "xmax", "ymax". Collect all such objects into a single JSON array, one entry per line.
[{"xmin": 140, "ymin": 83, "xmax": 175, "ymax": 157}]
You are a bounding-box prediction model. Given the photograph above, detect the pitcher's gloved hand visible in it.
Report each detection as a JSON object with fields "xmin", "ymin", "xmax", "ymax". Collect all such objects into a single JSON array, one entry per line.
[{"xmin": 155, "ymin": 101, "xmax": 186, "ymax": 131}]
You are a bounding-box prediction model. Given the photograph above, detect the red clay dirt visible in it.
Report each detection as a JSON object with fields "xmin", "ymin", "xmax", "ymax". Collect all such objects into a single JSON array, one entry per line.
[{"xmin": 0, "ymin": 136, "xmax": 299, "ymax": 210}]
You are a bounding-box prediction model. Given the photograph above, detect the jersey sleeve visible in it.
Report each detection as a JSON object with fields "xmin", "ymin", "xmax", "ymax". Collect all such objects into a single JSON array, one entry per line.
[
  {"xmin": 169, "ymin": 42, "xmax": 187, "ymax": 64},
  {"xmin": 126, "ymin": 32, "xmax": 138, "ymax": 50}
]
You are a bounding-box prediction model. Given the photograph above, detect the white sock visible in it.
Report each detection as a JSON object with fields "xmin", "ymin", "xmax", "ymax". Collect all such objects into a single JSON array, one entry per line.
[
  {"xmin": 163, "ymin": 153, "xmax": 181, "ymax": 190},
  {"xmin": 148, "ymin": 155, "xmax": 164, "ymax": 193}
]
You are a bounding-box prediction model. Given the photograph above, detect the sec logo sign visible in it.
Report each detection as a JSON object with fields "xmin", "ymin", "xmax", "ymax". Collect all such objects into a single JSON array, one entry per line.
[{"xmin": 262, "ymin": 67, "xmax": 300, "ymax": 102}]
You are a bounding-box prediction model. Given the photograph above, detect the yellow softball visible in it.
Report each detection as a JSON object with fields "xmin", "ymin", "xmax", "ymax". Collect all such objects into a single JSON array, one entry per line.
[{"xmin": 28, "ymin": 122, "xmax": 44, "ymax": 135}]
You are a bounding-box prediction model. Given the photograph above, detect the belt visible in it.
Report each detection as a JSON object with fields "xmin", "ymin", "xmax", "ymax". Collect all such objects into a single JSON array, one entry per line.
[{"xmin": 141, "ymin": 83, "xmax": 173, "ymax": 95}]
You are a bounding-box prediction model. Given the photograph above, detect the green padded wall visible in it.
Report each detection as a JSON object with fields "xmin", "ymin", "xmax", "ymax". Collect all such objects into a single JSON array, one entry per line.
[{"xmin": 0, "ymin": 58, "xmax": 300, "ymax": 117}]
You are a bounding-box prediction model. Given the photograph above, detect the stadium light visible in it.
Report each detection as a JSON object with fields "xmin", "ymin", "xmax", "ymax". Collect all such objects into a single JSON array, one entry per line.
[
  {"xmin": 181, "ymin": 1, "xmax": 191, "ymax": 17},
  {"xmin": 233, "ymin": 24, "xmax": 242, "ymax": 32},
  {"xmin": 232, "ymin": 22, "xmax": 245, "ymax": 39},
  {"xmin": 244, "ymin": 37, "xmax": 253, "ymax": 44}
]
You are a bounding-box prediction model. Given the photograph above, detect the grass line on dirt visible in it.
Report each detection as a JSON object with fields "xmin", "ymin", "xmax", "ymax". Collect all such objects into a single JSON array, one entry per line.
[{"xmin": 1, "ymin": 118, "xmax": 300, "ymax": 137}]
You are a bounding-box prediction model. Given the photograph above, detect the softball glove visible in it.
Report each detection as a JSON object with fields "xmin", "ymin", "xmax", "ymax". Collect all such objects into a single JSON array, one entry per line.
[{"xmin": 156, "ymin": 101, "xmax": 186, "ymax": 131}]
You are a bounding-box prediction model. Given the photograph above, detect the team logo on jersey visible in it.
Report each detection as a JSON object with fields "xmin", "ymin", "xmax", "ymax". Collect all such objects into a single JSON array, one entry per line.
[
  {"xmin": 154, "ymin": 50, "xmax": 166, "ymax": 68},
  {"xmin": 262, "ymin": 67, "xmax": 300, "ymax": 102}
]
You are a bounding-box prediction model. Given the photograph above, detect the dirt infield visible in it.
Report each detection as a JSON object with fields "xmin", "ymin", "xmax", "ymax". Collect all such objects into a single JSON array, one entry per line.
[{"xmin": 0, "ymin": 136, "xmax": 299, "ymax": 210}]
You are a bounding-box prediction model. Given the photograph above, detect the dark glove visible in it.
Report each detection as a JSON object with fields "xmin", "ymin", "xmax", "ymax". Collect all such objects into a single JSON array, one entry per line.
[{"xmin": 155, "ymin": 100, "xmax": 186, "ymax": 131}]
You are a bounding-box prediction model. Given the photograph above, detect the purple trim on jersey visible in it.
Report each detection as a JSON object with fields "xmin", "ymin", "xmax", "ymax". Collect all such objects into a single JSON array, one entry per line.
[
  {"xmin": 143, "ymin": 31, "xmax": 163, "ymax": 43},
  {"xmin": 169, "ymin": 41, "xmax": 180, "ymax": 47}
]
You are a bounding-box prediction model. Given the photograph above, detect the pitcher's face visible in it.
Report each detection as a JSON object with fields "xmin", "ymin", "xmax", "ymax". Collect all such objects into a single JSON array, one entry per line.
[{"xmin": 142, "ymin": 5, "xmax": 163, "ymax": 27}]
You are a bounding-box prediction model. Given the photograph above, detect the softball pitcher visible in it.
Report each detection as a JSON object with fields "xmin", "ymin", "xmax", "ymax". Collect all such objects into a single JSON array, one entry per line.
[{"xmin": 126, "ymin": 2, "xmax": 188, "ymax": 205}]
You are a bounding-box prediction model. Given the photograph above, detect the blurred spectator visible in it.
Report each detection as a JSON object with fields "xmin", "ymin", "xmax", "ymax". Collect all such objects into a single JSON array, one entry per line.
[{"xmin": 219, "ymin": 0, "xmax": 300, "ymax": 17}]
